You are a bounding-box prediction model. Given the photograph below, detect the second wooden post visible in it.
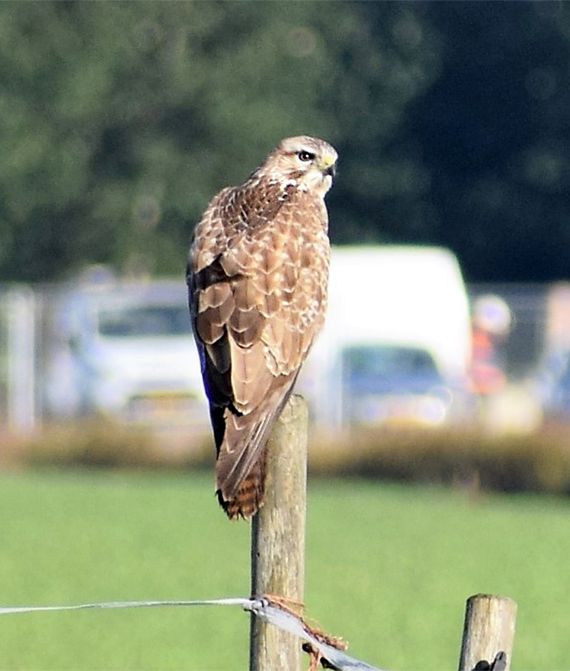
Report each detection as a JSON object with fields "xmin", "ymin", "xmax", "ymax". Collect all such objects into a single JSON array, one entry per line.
[{"xmin": 458, "ymin": 594, "xmax": 517, "ymax": 671}]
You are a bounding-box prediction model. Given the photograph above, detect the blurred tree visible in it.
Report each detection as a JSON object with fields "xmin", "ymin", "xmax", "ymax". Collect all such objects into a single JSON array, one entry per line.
[
  {"xmin": 407, "ymin": 1, "xmax": 570, "ymax": 281},
  {"xmin": 0, "ymin": 1, "xmax": 438, "ymax": 280},
  {"xmin": 3, "ymin": 1, "xmax": 568, "ymax": 282},
  {"xmin": 316, "ymin": 3, "xmax": 441, "ymax": 245}
]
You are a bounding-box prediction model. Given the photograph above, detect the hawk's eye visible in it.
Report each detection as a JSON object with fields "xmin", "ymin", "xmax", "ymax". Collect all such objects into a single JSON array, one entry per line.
[{"xmin": 297, "ymin": 150, "xmax": 315, "ymax": 162}]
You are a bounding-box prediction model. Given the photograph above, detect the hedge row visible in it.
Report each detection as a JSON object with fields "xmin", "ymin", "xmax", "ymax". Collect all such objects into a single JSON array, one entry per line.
[
  {"xmin": 5, "ymin": 420, "xmax": 570, "ymax": 496},
  {"xmin": 308, "ymin": 425, "xmax": 570, "ymax": 495},
  {"xmin": 8, "ymin": 420, "xmax": 210, "ymax": 470}
]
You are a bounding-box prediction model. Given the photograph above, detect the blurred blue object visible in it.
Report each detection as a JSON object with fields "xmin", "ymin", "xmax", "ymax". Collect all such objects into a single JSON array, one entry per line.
[
  {"xmin": 340, "ymin": 344, "xmax": 457, "ymax": 426},
  {"xmin": 535, "ymin": 349, "xmax": 570, "ymax": 421}
]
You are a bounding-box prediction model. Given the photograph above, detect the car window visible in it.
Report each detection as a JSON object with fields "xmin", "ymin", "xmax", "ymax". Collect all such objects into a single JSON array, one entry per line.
[
  {"xmin": 97, "ymin": 305, "xmax": 190, "ymax": 337},
  {"xmin": 343, "ymin": 345, "xmax": 439, "ymax": 378}
]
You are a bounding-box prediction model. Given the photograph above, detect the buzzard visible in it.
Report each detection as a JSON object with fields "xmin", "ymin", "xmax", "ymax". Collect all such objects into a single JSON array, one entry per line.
[{"xmin": 187, "ymin": 136, "xmax": 337, "ymax": 519}]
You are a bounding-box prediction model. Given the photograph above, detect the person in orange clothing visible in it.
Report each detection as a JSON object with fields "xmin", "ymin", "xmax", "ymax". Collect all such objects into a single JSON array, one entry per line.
[{"xmin": 469, "ymin": 295, "xmax": 512, "ymax": 397}]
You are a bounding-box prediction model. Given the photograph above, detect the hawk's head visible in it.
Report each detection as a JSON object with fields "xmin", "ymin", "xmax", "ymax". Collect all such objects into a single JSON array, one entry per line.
[{"xmin": 257, "ymin": 136, "xmax": 338, "ymax": 197}]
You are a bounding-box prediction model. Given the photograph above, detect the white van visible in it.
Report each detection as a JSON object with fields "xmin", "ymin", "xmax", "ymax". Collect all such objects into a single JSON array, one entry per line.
[{"xmin": 298, "ymin": 245, "xmax": 473, "ymax": 427}]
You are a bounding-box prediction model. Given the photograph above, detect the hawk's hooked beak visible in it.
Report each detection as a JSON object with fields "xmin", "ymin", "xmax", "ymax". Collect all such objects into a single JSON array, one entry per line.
[{"xmin": 318, "ymin": 153, "xmax": 337, "ymax": 179}]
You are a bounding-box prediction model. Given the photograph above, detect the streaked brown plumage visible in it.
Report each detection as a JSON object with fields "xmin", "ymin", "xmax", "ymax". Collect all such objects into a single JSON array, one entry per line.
[{"xmin": 187, "ymin": 136, "xmax": 337, "ymax": 519}]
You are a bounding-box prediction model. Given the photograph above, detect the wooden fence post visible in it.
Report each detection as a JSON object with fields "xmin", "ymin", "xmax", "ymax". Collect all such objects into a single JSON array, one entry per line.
[
  {"xmin": 458, "ymin": 594, "xmax": 517, "ymax": 671},
  {"xmin": 249, "ymin": 394, "xmax": 309, "ymax": 671}
]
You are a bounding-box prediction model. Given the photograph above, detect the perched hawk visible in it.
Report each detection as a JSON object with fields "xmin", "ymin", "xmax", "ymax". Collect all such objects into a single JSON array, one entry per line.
[{"xmin": 187, "ymin": 136, "xmax": 337, "ymax": 519}]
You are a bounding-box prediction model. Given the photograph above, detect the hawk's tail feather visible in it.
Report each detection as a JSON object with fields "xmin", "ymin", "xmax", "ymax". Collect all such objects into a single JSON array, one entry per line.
[
  {"xmin": 217, "ymin": 456, "xmax": 266, "ymax": 520},
  {"xmin": 215, "ymin": 376, "xmax": 299, "ymax": 520},
  {"xmin": 215, "ymin": 409, "xmax": 272, "ymax": 519}
]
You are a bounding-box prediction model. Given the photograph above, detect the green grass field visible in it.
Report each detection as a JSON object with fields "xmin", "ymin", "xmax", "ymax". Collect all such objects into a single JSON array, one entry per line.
[{"xmin": 0, "ymin": 470, "xmax": 569, "ymax": 670}]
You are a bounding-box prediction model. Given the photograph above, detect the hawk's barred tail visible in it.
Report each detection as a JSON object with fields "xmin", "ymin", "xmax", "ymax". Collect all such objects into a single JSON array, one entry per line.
[{"xmin": 217, "ymin": 458, "xmax": 266, "ymax": 520}]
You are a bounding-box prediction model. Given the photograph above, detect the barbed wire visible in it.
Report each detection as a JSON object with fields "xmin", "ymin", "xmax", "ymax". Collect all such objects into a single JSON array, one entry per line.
[{"xmin": 0, "ymin": 595, "xmax": 386, "ymax": 671}]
